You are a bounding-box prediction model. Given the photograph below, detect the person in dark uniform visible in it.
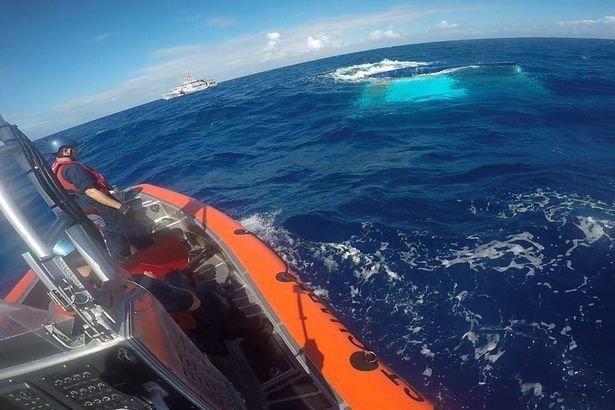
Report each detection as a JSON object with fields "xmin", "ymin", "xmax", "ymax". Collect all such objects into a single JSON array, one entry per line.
[{"xmin": 48, "ymin": 137, "xmax": 135, "ymax": 260}]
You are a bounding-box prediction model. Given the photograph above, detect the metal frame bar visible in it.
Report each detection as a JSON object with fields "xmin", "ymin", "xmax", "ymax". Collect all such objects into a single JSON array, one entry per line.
[
  {"xmin": 0, "ymin": 114, "xmax": 119, "ymax": 336},
  {"xmin": 43, "ymin": 215, "xmax": 73, "ymax": 247},
  {"xmin": 66, "ymin": 225, "xmax": 118, "ymax": 284},
  {"xmin": 0, "ymin": 176, "xmax": 52, "ymax": 259}
]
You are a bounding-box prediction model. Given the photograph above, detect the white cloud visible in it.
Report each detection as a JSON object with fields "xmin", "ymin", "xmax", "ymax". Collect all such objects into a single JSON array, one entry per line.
[
  {"xmin": 265, "ymin": 32, "xmax": 281, "ymax": 52},
  {"xmin": 436, "ymin": 20, "xmax": 460, "ymax": 29},
  {"xmin": 558, "ymin": 15, "xmax": 615, "ymax": 26},
  {"xmin": 558, "ymin": 19, "xmax": 598, "ymax": 26},
  {"xmin": 90, "ymin": 33, "xmax": 113, "ymax": 42},
  {"xmin": 267, "ymin": 32, "xmax": 281, "ymax": 41},
  {"xmin": 368, "ymin": 28, "xmax": 400, "ymax": 40},
  {"xmin": 205, "ymin": 16, "xmax": 235, "ymax": 28},
  {"xmin": 306, "ymin": 34, "xmax": 330, "ymax": 51}
]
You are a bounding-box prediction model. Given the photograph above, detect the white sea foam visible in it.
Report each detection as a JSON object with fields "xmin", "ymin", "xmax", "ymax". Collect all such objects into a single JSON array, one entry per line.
[
  {"xmin": 311, "ymin": 286, "xmax": 330, "ymax": 299},
  {"xmin": 400, "ymin": 245, "xmax": 421, "ymax": 267},
  {"xmin": 416, "ymin": 65, "xmax": 480, "ymax": 77},
  {"xmin": 440, "ymin": 232, "xmax": 544, "ymax": 275},
  {"xmin": 499, "ymin": 189, "xmax": 614, "ymax": 228},
  {"xmin": 520, "ymin": 382, "xmax": 544, "ymax": 398},
  {"xmin": 331, "ymin": 59, "xmax": 431, "ymax": 82},
  {"xmin": 574, "ymin": 216, "xmax": 609, "ymax": 244},
  {"xmin": 329, "ymin": 59, "xmax": 487, "ymax": 84},
  {"xmin": 491, "ymin": 189, "xmax": 614, "ymax": 277},
  {"xmin": 484, "ymin": 349, "xmax": 505, "ymax": 363},
  {"xmin": 455, "ymin": 290, "xmax": 469, "ymax": 302},
  {"xmin": 421, "ymin": 345, "xmax": 435, "ymax": 357},
  {"xmin": 462, "ymin": 330, "xmax": 478, "ymax": 343},
  {"xmin": 473, "ymin": 334, "xmax": 500, "ymax": 360},
  {"xmin": 322, "ymin": 256, "xmax": 338, "ymax": 272},
  {"xmin": 242, "ymin": 213, "xmax": 403, "ymax": 284},
  {"xmin": 240, "ymin": 210, "xmax": 284, "ymax": 242},
  {"xmin": 565, "ymin": 216, "xmax": 612, "ymax": 258},
  {"xmin": 241, "ymin": 212, "xmax": 401, "ymax": 282},
  {"xmin": 240, "ymin": 210, "xmax": 301, "ymax": 268},
  {"xmin": 316, "ymin": 240, "xmax": 400, "ymax": 282},
  {"xmin": 460, "ymin": 328, "xmax": 506, "ymax": 369}
]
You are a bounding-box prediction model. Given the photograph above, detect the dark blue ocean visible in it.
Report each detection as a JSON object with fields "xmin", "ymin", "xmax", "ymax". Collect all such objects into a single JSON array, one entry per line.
[{"xmin": 1, "ymin": 38, "xmax": 614, "ymax": 409}]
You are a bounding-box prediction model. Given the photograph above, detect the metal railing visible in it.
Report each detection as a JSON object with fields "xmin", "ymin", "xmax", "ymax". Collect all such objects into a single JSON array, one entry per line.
[{"xmin": 0, "ymin": 114, "xmax": 119, "ymax": 341}]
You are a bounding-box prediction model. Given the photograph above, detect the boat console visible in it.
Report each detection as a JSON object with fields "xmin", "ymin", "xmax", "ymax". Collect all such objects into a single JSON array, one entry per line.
[{"xmin": 0, "ymin": 299, "xmax": 243, "ymax": 409}]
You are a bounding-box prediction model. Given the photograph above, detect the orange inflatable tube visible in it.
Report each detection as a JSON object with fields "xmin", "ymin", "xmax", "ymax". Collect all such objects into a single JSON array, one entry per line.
[
  {"xmin": 137, "ymin": 184, "xmax": 433, "ymax": 410},
  {"xmin": 5, "ymin": 270, "xmax": 36, "ymax": 304}
]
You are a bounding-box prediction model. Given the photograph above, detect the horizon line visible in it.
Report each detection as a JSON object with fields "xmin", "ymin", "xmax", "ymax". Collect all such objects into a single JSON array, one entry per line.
[{"xmin": 15, "ymin": 35, "xmax": 614, "ymax": 141}]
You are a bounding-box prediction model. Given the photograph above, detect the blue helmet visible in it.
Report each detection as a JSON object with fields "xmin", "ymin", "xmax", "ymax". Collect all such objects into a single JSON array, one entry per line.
[{"xmin": 48, "ymin": 136, "xmax": 78, "ymax": 155}]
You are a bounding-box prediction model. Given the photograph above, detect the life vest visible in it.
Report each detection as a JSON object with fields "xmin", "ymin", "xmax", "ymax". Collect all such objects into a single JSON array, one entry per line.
[
  {"xmin": 52, "ymin": 159, "xmax": 112, "ymax": 229},
  {"xmin": 51, "ymin": 159, "xmax": 113, "ymax": 195}
]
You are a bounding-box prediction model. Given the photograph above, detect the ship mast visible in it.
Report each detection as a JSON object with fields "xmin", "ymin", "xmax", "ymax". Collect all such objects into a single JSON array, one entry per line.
[{"xmin": 184, "ymin": 72, "xmax": 197, "ymax": 84}]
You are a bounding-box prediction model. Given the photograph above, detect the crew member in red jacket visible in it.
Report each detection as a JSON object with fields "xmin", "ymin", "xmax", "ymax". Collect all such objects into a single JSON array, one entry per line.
[{"xmin": 48, "ymin": 137, "xmax": 134, "ymax": 259}]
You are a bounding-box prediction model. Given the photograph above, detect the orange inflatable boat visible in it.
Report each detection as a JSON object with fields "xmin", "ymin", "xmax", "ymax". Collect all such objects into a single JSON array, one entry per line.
[
  {"xmin": 138, "ymin": 184, "xmax": 433, "ymax": 409},
  {"xmin": 0, "ymin": 113, "xmax": 436, "ymax": 409},
  {"xmin": 4, "ymin": 182, "xmax": 433, "ymax": 409}
]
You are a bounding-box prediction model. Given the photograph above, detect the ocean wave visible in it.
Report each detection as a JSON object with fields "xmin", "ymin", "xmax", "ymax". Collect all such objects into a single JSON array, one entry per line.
[
  {"xmin": 498, "ymin": 189, "xmax": 615, "ymax": 225},
  {"xmin": 240, "ymin": 187, "xmax": 614, "ymax": 289},
  {"xmin": 330, "ymin": 59, "xmax": 431, "ymax": 82},
  {"xmin": 240, "ymin": 212, "xmax": 401, "ymax": 282},
  {"xmin": 331, "ymin": 59, "xmax": 520, "ymax": 83}
]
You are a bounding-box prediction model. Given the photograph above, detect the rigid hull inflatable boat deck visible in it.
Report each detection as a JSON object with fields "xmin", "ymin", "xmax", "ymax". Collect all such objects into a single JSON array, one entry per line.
[{"xmin": 0, "ymin": 114, "xmax": 433, "ymax": 409}]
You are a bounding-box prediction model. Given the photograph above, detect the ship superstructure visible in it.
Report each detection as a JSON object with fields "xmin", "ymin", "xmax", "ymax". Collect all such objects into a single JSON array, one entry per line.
[{"xmin": 162, "ymin": 72, "xmax": 216, "ymax": 100}]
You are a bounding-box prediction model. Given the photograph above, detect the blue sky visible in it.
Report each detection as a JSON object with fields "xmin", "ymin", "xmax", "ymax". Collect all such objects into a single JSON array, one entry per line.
[{"xmin": 1, "ymin": 0, "xmax": 614, "ymax": 138}]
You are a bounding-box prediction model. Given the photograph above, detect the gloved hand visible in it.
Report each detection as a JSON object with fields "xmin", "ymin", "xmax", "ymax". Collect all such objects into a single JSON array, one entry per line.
[{"xmin": 118, "ymin": 201, "xmax": 134, "ymax": 216}]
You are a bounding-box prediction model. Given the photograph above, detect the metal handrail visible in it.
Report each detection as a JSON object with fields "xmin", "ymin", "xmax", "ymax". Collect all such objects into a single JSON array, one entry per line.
[{"xmin": 0, "ymin": 113, "xmax": 119, "ymax": 340}]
